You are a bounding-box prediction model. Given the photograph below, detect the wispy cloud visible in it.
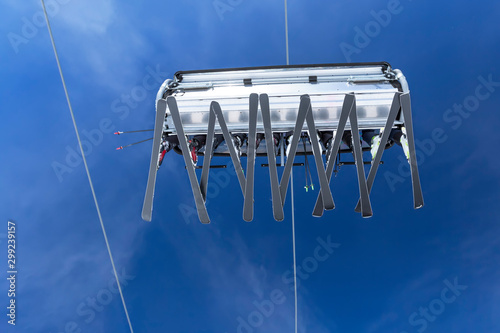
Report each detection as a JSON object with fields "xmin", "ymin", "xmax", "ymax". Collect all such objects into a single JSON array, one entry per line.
[{"xmin": 58, "ymin": 0, "xmax": 115, "ymax": 35}]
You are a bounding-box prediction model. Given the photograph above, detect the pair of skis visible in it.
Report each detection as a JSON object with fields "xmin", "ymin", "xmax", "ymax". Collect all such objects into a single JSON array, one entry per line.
[{"xmin": 142, "ymin": 92, "xmax": 424, "ymax": 223}]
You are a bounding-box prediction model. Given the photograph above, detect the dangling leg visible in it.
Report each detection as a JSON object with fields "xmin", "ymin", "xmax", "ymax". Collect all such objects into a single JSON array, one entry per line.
[{"xmin": 388, "ymin": 128, "xmax": 410, "ymax": 161}]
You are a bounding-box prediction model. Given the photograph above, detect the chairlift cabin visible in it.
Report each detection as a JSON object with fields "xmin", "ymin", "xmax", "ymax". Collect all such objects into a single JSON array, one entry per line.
[{"xmin": 141, "ymin": 62, "xmax": 424, "ymax": 223}]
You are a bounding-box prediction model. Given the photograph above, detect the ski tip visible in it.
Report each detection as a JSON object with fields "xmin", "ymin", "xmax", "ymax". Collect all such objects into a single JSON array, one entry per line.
[
  {"xmin": 114, "ymin": 131, "xmax": 122, "ymax": 135},
  {"xmin": 312, "ymin": 208, "xmax": 325, "ymax": 217},
  {"xmin": 324, "ymin": 203, "xmax": 335, "ymax": 211},
  {"xmin": 116, "ymin": 147, "xmax": 123, "ymax": 150},
  {"xmin": 141, "ymin": 211, "xmax": 152, "ymax": 222},
  {"xmin": 243, "ymin": 213, "xmax": 254, "ymax": 222},
  {"xmin": 354, "ymin": 203, "xmax": 361, "ymax": 213},
  {"xmin": 274, "ymin": 212, "xmax": 285, "ymax": 222}
]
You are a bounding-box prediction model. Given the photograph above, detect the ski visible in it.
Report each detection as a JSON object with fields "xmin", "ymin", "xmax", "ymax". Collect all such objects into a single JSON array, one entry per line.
[
  {"xmin": 260, "ymin": 94, "xmax": 284, "ymax": 221},
  {"xmin": 400, "ymin": 93, "xmax": 424, "ymax": 209},
  {"xmin": 142, "ymin": 99, "xmax": 168, "ymax": 222},
  {"xmin": 168, "ymin": 97, "xmax": 211, "ymax": 224},
  {"xmin": 313, "ymin": 93, "xmax": 355, "ymax": 217}
]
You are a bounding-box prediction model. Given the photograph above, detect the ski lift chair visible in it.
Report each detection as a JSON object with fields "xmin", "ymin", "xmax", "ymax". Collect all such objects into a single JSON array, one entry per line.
[{"xmin": 142, "ymin": 62, "xmax": 424, "ymax": 223}]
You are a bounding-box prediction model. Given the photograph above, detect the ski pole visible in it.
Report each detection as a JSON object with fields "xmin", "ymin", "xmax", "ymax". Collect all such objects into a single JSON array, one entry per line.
[
  {"xmin": 114, "ymin": 129, "xmax": 153, "ymax": 135},
  {"xmin": 116, "ymin": 137, "xmax": 153, "ymax": 150}
]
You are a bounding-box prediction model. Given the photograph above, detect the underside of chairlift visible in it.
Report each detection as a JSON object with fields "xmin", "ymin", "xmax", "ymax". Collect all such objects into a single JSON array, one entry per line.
[{"xmin": 141, "ymin": 62, "xmax": 424, "ymax": 223}]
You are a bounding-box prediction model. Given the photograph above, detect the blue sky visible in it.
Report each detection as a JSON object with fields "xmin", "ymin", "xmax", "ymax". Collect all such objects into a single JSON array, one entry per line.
[{"xmin": 1, "ymin": 0, "xmax": 500, "ymax": 332}]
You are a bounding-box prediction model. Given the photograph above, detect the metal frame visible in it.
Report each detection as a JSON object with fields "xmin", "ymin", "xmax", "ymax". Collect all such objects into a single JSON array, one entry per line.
[{"xmin": 161, "ymin": 63, "xmax": 403, "ymax": 138}]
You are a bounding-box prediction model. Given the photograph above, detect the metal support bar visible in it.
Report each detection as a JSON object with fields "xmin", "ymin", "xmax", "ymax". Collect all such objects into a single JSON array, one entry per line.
[
  {"xmin": 349, "ymin": 98, "xmax": 373, "ymax": 218},
  {"xmin": 354, "ymin": 92, "xmax": 401, "ymax": 213},
  {"xmin": 260, "ymin": 94, "xmax": 284, "ymax": 221},
  {"xmin": 313, "ymin": 94, "xmax": 355, "ymax": 217},
  {"xmin": 400, "ymin": 93, "xmax": 424, "ymax": 209},
  {"xmin": 167, "ymin": 97, "xmax": 210, "ymax": 223},
  {"xmin": 243, "ymin": 94, "xmax": 259, "ymax": 221},
  {"xmin": 142, "ymin": 99, "xmax": 168, "ymax": 222}
]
